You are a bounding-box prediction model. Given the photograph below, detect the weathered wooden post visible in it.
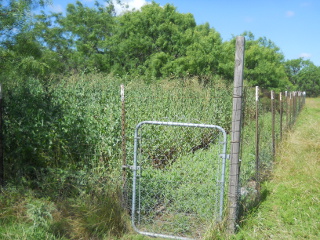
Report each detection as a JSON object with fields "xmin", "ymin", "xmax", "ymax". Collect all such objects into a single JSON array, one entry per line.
[{"xmin": 228, "ymin": 36, "xmax": 245, "ymax": 234}]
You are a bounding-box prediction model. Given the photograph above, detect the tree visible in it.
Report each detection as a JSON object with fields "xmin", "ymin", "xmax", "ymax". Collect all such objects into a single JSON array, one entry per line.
[
  {"xmin": 110, "ymin": 2, "xmax": 197, "ymax": 76},
  {"xmin": 110, "ymin": 2, "xmax": 223, "ymax": 80},
  {"xmin": 295, "ymin": 62, "xmax": 320, "ymax": 97},
  {"xmin": 284, "ymin": 58, "xmax": 312, "ymax": 86},
  {"xmin": 32, "ymin": 1, "xmax": 116, "ymax": 74},
  {"xmin": 0, "ymin": 0, "xmax": 49, "ymax": 83},
  {"xmin": 218, "ymin": 32, "xmax": 291, "ymax": 90},
  {"xmin": 178, "ymin": 23, "xmax": 222, "ymax": 77},
  {"xmin": 0, "ymin": 0, "xmax": 47, "ymax": 37},
  {"xmin": 244, "ymin": 33, "xmax": 290, "ymax": 90}
]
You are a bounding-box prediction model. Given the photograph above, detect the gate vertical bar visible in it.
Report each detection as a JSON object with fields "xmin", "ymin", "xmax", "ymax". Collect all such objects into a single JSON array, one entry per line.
[
  {"xmin": 219, "ymin": 129, "xmax": 228, "ymax": 222},
  {"xmin": 121, "ymin": 84, "xmax": 128, "ymax": 209},
  {"xmin": 132, "ymin": 124, "xmax": 140, "ymax": 232},
  {"xmin": 228, "ymin": 36, "xmax": 245, "ymax": 234}
]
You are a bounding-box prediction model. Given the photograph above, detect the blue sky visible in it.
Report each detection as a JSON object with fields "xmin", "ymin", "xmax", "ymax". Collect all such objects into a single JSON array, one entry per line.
[{"xmin": 43, "ymin": 0, "xmax": 320, "ymax": 66}]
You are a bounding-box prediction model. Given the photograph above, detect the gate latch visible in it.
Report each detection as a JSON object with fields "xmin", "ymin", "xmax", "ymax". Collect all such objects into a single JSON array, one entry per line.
[
  {"xmin": 122, "ymin": 165, "xmax": 140, "ymax": 171},
  {"xmin": 219, "ymin": 154, "xmax": 230, "ymax": 159}
]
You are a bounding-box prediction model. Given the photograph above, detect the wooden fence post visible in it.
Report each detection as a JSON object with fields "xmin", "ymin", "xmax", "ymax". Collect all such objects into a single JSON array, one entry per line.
[{"xmin": 228, "ymin": 36, "xmax": 245, "ymax": 234}]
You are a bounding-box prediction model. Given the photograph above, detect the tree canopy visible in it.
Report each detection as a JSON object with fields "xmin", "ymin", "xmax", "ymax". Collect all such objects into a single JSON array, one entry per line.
[
  {"xmin": 1, "ymin": 0, "xmax": 319, "ymax": 92},
  {"xmin": 284, "ymin": 58, "xmax": 320, "ymax": 96}
]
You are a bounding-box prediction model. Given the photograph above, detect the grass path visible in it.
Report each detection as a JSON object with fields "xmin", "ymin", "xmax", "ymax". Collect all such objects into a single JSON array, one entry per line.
[{"xmin": 234, "ymin": 98, "xmax": 320, "ymax": 239}]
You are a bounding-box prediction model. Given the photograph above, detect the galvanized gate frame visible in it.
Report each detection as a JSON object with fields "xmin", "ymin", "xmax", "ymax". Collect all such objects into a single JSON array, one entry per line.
[{"xmin": 131, "ymin": 121, "xmax": 228, "ymax": 240}]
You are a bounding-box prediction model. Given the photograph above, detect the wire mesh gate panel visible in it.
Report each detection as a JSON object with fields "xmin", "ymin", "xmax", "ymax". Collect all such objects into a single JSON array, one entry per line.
[{"xmin": 131, "ymin": 121, "xmax": 227, "ymax": 240}]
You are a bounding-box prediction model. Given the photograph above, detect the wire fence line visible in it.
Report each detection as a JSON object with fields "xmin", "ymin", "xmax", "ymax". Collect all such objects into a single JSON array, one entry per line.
[
  {"xmin": 239, "ymin": 87, "xmax": 306, "ymax": 214},
  {"xmin": 0, "ymin": 76, "xmax": 306, "ymax": 238},
  {"xmin": 120, "ymin": 83, "xmax": 306, "ymax": 238},
  {"xmin": 119, "ymin": 82, "xmax": 235, "ymax": 239}
]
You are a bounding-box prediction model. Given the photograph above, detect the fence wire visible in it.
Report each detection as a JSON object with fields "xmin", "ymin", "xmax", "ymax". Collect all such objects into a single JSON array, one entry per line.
[
  {"xmin": 239, "ymin": 87, "xmax": 306, "ymax": 213},
  {"xmin": 1, "ymin": 77, "xmax": 306, "ymax": 236},
  {"xmin": 130, "ymin": 121, "xmax": 227, "ymax": 239},
  {"xmin": 122, "ymin": 81, "xmax": 233, "ymax": 239}
]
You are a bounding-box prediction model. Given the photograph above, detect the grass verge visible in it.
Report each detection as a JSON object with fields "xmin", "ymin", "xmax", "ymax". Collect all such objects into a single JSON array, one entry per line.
[{"xmin": 234, "ymin": 98, "xmax": 320, "ymax": 239}]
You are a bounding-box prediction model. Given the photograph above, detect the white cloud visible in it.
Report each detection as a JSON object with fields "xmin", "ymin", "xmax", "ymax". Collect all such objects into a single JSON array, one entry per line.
[
  {"xmin": 113, "ymin": 0, "xmax": 149, "ymax": 15},
  {"xmin": 285, "ymin": 10, "xmax": 295, "ymax": 17},
  {"xmin": 299, "ymin": 53, "xmax": 312, "ymax": 59},
  {"xmin": 49, "ymin": 4, "xmax": 63, "ymax": 13}
]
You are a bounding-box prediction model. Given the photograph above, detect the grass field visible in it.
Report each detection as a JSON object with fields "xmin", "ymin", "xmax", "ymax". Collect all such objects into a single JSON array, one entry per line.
[{"xmin": 233, "ymin": 98, "xmax": 320, "ymax": 239}]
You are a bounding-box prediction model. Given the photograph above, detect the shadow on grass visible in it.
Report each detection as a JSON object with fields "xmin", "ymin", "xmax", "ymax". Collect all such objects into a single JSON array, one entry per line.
[{"xmin": 237, "ymin": 187, "xmax": 270, "ymax": 229}]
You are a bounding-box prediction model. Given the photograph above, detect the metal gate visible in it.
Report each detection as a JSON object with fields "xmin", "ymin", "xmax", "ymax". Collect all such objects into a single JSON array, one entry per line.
[{"xmin": 131, "ymin": 121, "xmax": 227, "ymax": 240}]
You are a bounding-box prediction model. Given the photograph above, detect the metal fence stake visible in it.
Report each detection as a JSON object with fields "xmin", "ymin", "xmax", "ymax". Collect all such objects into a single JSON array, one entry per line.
[
  {"xmin": 280, "ymin": 92, "xmax": 283, "ymax": 140},
  {"xmin": 271, "ymin": 90, "xmax": 275, "ymax": 158},
  {"xmin": 121, "ymin": 84, "xmax": 128, "ymax": 209},
  {"xmin": 255, "ymin": 86, "xmax": 260, "ymax": 197}
]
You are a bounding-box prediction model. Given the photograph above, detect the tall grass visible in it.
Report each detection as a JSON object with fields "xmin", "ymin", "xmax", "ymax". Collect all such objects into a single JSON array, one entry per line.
[
  {"xmin": 1, "ymin": 73, "xmax": 233, "ymax": 239},
  {"xmin": 2, "ymin": 73, "xmax": 304, "ymax": 239}
]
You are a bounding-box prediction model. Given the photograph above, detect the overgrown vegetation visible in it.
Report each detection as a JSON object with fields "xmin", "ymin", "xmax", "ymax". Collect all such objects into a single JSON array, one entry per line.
[
  {"xmin": 0, "ymin": 73, "xmax": 234, "ymax": 239},
  {"xmin": 0, "ymin": 0, "xmax": 319, "ymax": 239}
]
